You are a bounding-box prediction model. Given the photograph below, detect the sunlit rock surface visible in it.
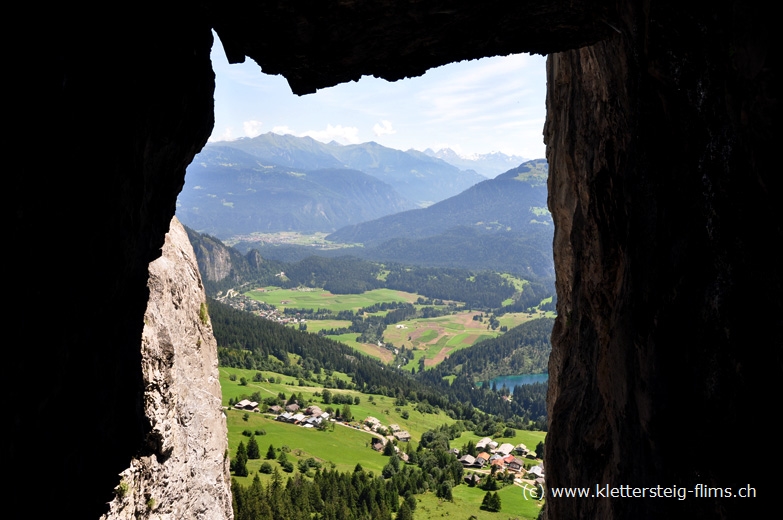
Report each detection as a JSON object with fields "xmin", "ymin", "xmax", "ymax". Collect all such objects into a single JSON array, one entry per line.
[{"xmin": 102, "ymin": 217, "xmax": 232, "ymax": 520}]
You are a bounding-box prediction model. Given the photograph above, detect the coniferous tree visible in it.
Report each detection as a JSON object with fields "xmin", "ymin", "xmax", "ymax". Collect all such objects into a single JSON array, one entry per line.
[
  {"xmin": 247, "ymin": 435, "xmax": 260, "ymax": 459},
  {"xmin": 234, "ymin": 441, "xmax": 249, "ymax": 477},
  {"xmin": 266, "ymin": 444, "xmax": 276, "ymax": 460},
  {"xmin": 396, "ymin": 501, "xmax": 413, "ymax": 520},
  {"xmin": 491, "ymin": 492, "xmax": 501, "ymax": 512}
]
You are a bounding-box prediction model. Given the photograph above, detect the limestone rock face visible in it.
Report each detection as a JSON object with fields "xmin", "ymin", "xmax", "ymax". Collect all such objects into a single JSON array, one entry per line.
[
  {"xmin": 102, "ymin": 217, "xmax": 232, "ymax": 520},
  {"xmin": 190, "ymin": 234, "xmax": 234, "ymax": 283}
]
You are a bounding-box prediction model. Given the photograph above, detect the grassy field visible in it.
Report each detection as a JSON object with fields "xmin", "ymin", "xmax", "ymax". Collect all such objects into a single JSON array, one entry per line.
[
  {"xmin": 225, "ymin": 408, "xmax": 390, "ymax": 487},
  {"xmin": 388, "ymin": 311, "xmax": 542, "ymax": 371},
  {"xmin": 220, "ymin": 366, "xmax": 459, "ymax": 443},
  {"xmin": 245, "ymin": 286, "xmax": 545, "ymax": 369},
  {"xmin": 245, "ymin": 287, "xmax": 418, "ymax": 312},
  {"xmin": 299, "ymin": 319, "xmax": 353, "ymax": 333},
  {"xmin": 412, "ymin": 484, "xmax": 543, "ymax": 520}
]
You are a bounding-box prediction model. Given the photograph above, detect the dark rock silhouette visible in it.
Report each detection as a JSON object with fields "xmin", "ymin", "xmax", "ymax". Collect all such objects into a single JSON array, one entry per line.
[{"xmin": 8, "ymin": 2, "xmax": 776, "ymax": 518}]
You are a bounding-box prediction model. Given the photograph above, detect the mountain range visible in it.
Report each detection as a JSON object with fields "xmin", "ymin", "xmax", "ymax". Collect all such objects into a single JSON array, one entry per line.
[
  {"xmin": 224, "ymin": 159, "xmax": 554, "ymax": 278},
  {"xmin": 211, "ymin": 132, "xmax": 486, "ymax": 206},
  {"xmin": 422, "ymin": 148, "xmax": 529, "ymax": 178},
  {"xmin": 327, "ymin": 159, "xmax": 550, "ymax": 246},
  {"xmin": 177, "ymin": 145, "xmax": 414, "ymax": 236}
]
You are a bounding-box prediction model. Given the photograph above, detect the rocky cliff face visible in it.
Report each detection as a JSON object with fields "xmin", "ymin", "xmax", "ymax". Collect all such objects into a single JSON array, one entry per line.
[
  {"xmin": 101, "ymin": 217, "xmax": 232, "ymax": 520},
  {"xmin": 544, "ymin": 4, "xmax": 778, "ymax": 518},
  {"xmin": 187, "ymin": 230, "xmax": 234, "ymax": 283}
]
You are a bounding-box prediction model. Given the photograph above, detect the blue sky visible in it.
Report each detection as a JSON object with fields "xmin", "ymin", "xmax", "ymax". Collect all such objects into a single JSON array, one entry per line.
[{"xmin": 209, "ymin": 33, "xmax": 547, "ymax": 159}]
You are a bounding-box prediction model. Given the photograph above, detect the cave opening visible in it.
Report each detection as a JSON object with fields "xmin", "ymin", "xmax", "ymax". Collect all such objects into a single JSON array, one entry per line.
[{"xmin": 9, "ymin": 3, "xmax": 777, "ymax": 518}]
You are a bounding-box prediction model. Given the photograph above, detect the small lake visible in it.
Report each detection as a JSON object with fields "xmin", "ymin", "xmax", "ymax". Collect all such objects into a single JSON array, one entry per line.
[{"xmin": 489, "ymin": 373, "xmax": 548, "ymax": 392}]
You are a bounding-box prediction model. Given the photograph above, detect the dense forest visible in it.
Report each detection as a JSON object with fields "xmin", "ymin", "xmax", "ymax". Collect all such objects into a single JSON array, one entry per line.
[{"xmin": 231, "ymin": 447, "xmax": 464, "ymax": 520}]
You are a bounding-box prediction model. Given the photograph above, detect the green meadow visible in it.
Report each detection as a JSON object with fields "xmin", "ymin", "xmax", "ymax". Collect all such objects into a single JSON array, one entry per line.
[
  {"xmin": 412, "ymin": 484, "xmax": 543, "ymax": 520},
  {"xmin": 224, "ymin": 408, "xmax": 390, "ymax": 487},
  {"xmin": 220, "ymin": 366, "xmax": 459, "ymax": 443},
  {"xmin": 245, "ymin": 287, "xmax": 418, "ymax": 312},
  {"xmin": 244, "ymin": 286, "xmax": 543, "ymax": 369}
]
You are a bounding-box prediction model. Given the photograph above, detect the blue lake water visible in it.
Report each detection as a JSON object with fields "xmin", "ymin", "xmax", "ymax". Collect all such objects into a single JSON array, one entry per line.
[{"xmin": 489, "ymin": 373, "xmax": 548, "ymax": 392}]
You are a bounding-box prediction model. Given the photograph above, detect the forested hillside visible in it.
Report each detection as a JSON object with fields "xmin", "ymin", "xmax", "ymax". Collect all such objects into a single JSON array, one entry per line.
[{"xmin": 327, "ymin": 159, "xmax": 550, "ymax": 246}]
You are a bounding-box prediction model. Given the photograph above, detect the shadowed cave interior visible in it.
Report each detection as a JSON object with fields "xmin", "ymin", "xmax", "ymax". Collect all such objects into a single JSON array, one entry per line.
[{"xmin": 7, "ymin": 1, "xmax": 778, "ymax": 518}]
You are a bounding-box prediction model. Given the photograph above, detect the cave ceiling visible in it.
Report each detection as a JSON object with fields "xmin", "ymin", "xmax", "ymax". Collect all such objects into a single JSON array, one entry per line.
[{"xmin": 208, "ymin": 0, "xmax": 614, "ymax": 94}]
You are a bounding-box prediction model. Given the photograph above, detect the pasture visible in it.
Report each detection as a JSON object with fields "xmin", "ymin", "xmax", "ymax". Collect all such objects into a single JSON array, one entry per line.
[
  {"xmin": 245, "ymin": 286, "xmax": 546, "ymax": 370},
  {"xmin": 411, "ymin": 484, "xmax": 543, "ymax": 520},
  {"xmin": 245, "ymin": 287, "xmax": 418, "ymax": 312},
  {"xmin": 387, "ymin": 311, "xmax": 541, "ymax": 370}
]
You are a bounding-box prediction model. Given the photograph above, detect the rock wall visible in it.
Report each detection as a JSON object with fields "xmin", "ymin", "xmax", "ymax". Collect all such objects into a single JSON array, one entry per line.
[
  {"xmin": 102, "ymin": 217, "xmax": 232, "ymax": 520},
  {"xmin": 544, "ymin": 3, "xmax": 779, "ymax": 518}
]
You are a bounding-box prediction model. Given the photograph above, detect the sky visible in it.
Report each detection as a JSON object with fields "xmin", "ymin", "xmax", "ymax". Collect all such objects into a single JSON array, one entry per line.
[{"xmin": 209, "ymin": 32, "xmax": 548, "ymax": 159}]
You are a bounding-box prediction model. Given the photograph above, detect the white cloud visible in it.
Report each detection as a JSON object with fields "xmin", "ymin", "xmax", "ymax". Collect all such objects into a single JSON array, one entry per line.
[
  {"xmin": 303, "ymin": 125, "xmax": 361, "ymax": 145},
  {"xmin": 208, "ymin": 126, "xmax": 234, "ymax": 142},
  {"xmin": 271, "ymin": 125, "xmax": 295, "ymax": 135},
  {"xmin": 243, "ymin": 120, "xmax": 263, "ymax": 137},
  {"xmin": 269, "ymin": 124, "xmax": 361, "ymax": 145},
  {"xmin": 373, "ymin": 120, "xmax": 396, "ymax": 136}
]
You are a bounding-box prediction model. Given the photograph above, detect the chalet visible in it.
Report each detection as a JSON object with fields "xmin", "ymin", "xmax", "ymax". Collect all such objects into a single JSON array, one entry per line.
[
  {"xmin": 514, "ymin": 443, "xmax": 529, "ymax": 456},
  {"xmin": 496, "ymin": 443, "xmax": 515, "ymax": 456},
  {"xmin": 528, "ymin": 465, "xmax": 545, "ymax": 478},
  {"xmin": 234, "ymin": 400, "xmax": 259, "ymax": 412},
  {"xmin": 267, "ymin": 405, "xmax": 282, "ymax": 414},
  {"xmin": 475, "ymin": 437, "xmax": 493, "ymax": 450},
  {"xmin": 459, "ymin": 454, "xmax": 476, "ymax": 467},
  {"xmin": 475, "ymin": 452, "xmax": 490, "ymax": 466},
  {"xmin": 507, "ymin": 457, "xmax": 525, "ymax": 472},
  {"xmin": 393, "ymin": 430, "xmax": 411, "ymax": 442},
  {"xmin": 364, "ymin": 416, "xmax": 382, "ymax": 430},
  {"xmin": 490, "ymin": 457, "xmax": 505, "ymax": 469},
  {"xmin": 285, "ymin": 403, "xmax": 300, "ymax": 413}
]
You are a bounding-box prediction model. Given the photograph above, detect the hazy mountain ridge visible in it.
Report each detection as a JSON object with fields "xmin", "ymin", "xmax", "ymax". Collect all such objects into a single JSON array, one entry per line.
[
  {"xmin": 210, "ymin": 132, "xmax": 485, "ymax": 206},
  {"xmin": 422, "ymin": 147, "xmax": 529, "ymax": 178},
  {"xmin": 326, "ymin": 159, "xmax": 551, "ymax": 246},
  {"xmin": 177, "ymin": 146, "xmax": 414, "ymax": 237}
]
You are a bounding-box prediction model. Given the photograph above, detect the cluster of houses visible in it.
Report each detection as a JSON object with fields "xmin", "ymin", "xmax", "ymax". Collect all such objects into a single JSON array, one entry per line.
[
  {"xmin": 273, "ymin": 404, "xmax": 330, "ymax": 428},
  {"xmin": 255, "ymin": 308, "xmax": 306, "ymax": 326},
  {"xmin": 234, "ymin": 400, "xmax": 331, "ymax": 428},
  {"xmin": 458, "ymin": 437, "xmax": 545, "ymax": 481},
  {"xmin": 363, "ymin": 416, "xmax": 412, "ymax": 442}
]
